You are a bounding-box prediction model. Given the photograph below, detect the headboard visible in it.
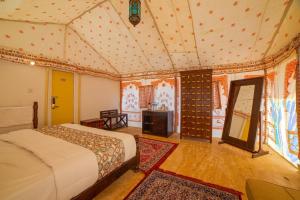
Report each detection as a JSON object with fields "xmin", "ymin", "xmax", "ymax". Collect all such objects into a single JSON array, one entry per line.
[{"xmin": 0, "ymin": 101, "xmax": 38, "ymax": 133}]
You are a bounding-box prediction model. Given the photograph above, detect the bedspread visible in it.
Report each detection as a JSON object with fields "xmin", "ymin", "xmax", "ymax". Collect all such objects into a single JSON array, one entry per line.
[
  {"xmin": 38, "ymin": 125, "xmax": 125, "ymax": 179},
  {"xmin": 0, "ymin": 129, "xmax": 98, "ymax": 200}
]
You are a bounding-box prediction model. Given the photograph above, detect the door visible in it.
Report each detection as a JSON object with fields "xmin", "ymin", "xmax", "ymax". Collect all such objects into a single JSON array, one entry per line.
[{"xmin": 51, "ymin": 70, "xmax": 74, "ymax": 125}]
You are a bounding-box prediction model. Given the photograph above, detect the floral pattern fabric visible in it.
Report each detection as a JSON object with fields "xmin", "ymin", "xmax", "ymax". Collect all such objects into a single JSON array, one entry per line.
[{"xmin": 38, "ymin": 125, "xmax": 125, "ymax": 179}]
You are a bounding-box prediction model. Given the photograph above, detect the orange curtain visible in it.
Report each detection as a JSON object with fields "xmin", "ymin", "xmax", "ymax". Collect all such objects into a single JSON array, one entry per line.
[
  {"xmin": 212, "ymin": 81, "xmax": 221, "ymax": 109},
  {"xmin": 139, "ymin": 85, "xmax": 153, "ymax": 108}
]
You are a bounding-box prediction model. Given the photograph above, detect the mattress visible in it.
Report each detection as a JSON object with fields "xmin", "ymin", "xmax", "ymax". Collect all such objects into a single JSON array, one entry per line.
[{"xmin": 0, "ymin": 124, "xmax": 136, "ymax": 200}]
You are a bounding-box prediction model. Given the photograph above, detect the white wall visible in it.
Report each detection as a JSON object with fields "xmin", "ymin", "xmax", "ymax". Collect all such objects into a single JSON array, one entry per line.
[
  {"xmin": 0, "ymin": 60, "xmax": 46, "ymax": 127},
  {"xmin": 0, "ymin": 59, "xmax": 121, "ymax": 128},
  {"xmin": 80, "ymin": 74, "xmax": 120, "ymax": 120}
]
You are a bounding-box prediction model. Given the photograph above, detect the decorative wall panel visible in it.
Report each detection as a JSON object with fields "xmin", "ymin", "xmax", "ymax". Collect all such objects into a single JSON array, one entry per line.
[
  {"xmin": 266, "ymin": 51, "xmax": 299, "ymax": 166},
  {"xmin": 121, "ymin": 78, "xmax": 176, "ymax": 129}
]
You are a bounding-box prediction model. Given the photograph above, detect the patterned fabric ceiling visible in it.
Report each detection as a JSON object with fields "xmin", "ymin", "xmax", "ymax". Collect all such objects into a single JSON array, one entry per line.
[{"xmin": 0, "ymin": 0, "xmax": 299, "ymax": 76}]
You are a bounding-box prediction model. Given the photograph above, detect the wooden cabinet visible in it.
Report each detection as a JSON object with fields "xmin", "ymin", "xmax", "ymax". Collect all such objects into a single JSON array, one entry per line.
[
  {"xmin": 80, "ymin": 118, "xmax": 104, "ymax": 129},
  {"xmin": 180, "ymin": 70, "xmax": 212, "ymax": 142},
  {"xmin": 142, "ymin": 111, "xmax": 173, "ymax": 137}
]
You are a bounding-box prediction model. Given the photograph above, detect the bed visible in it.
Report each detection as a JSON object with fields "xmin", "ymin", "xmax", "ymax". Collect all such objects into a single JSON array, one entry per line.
[{"xmin": 0, "ymin": 102, "xmax": 139, "ymax": 200}]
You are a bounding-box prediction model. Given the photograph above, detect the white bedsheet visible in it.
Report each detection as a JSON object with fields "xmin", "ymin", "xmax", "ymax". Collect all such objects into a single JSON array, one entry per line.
[{"xmin": 0, "ymin": 124, "xmax": 137, "ymax": 200}]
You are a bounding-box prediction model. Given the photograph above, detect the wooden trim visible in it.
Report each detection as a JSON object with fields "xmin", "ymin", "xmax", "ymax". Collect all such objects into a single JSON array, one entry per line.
[
  {"xmin": 263, "ymin": 0, "xmax": 294, "ymax": 57},
  {"xmin": 144, "ymin": 0, "xmax": 176, "ymax": 72},
  {"xmin": 66, "ymin": 0, "xmax": 108, "ymax": 25}
]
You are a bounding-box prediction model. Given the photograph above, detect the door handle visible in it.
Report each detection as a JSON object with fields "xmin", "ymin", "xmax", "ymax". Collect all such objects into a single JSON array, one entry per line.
[
  {"xmin": 52, "ymin": 105, "xmax": 59, "ymax": 109},
  {"xmin": 51, "ymin": 96, "xmax": 59, "ymax": 109}
]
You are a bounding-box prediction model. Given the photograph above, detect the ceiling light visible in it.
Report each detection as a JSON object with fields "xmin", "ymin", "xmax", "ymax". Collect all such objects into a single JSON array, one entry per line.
[
  {"xmin": 30, "ymin": 61, "xmax": 35, "ymax": 66},
  {"xmin": 129, "ymin": 0, "xmax": 141, "ymax": 27}
]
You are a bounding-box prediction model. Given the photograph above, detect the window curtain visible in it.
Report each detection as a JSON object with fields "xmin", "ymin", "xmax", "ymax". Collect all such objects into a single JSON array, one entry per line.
[{"xmin": 139, "ymin": 85, "xmax": 153, "ymax": 108}]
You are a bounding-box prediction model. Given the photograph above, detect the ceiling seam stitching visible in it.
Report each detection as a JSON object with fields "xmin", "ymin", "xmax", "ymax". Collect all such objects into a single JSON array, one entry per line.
[
  {"xmin": 109, "ymin": 2, "xmax": 155, "ymax": 72},
  {"xmin": 187, "ymin": 0, "xmax": 201, "ymax": 67},
  {"xmin": 67, "ymin": 25, "xmax": 120, "ymax": 74},
  {"xmin": 144, "ymin": 0, "xmax": 176, "ymax": 72},
  {"xmin": 169, "ymin": 0, "xmax": 192, "ymax": 68},
  {"xmin": 63, "ymin": 25, "xmax": 67, "ymax": 59},
  {"xmin": 263, "ymin": 0, "xmax": 294, "ymax": 58},
  {"xmin": 0, "ymin": 18, "xmax": 65, "ymax": 26},
  {"xmin": 250, "ymin": 0, "xmax": 269, "ymax": 59},
  {"xmin": 66, "ymin": 0, "xmax": 108, "ymax": 26}
]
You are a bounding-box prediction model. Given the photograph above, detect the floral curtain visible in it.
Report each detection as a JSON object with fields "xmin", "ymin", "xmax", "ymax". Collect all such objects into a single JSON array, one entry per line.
[
  {"xmin": 139, "ymin": 85, "xmax": 153, "ymax": 108},
  {"xmin": 212, "ymin": 81, "xmax": 221, "ymax": 109}
]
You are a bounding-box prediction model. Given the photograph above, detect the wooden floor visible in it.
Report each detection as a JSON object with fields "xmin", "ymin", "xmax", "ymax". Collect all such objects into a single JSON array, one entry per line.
[{"xmin": 95, "ymin": 127, "xmax": 300, "ymax": 200}]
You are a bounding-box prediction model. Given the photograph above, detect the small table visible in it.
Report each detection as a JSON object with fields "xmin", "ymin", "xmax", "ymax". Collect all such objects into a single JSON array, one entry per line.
[
  {"xmin": 100, "ymin": 110, "xmax": 128, "ymax": 130},
  {"xmin": 102, "ymin": 113, "xmax": 128, "ymax": 130},
  {"xmin": 80, "ymin": 118, "xmax": 104, "ymax": 129}
]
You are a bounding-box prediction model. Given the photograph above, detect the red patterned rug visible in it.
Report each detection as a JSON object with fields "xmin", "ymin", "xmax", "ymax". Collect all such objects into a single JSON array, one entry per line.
[
  {"xmin": 125, "ymin": 169, "xmax": 242, "ymax": 200},
  {"xmin": 139, "ymin": 138, "xmax": 178, "ymax": 174}
]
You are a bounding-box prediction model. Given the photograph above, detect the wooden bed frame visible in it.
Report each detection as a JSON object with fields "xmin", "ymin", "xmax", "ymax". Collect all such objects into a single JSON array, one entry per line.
[{"xmin": 32, "ymin": 102, "xmax": 140, "ymax": 200}]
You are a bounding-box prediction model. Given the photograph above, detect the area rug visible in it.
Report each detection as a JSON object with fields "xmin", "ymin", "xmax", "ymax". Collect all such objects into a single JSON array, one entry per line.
[
  {"xmin": 125, "ymin": 169, "xmax": 242, "ymax": 200},
  {"xmin": 139, "ymin": 138, "xmax": 178, "ymax": 173}
]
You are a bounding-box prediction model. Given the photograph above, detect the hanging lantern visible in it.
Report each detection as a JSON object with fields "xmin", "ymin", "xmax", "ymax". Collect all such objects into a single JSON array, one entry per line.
[{"xmin": 129, "ymin": 0, "xmax": 141, "ymax": 27}]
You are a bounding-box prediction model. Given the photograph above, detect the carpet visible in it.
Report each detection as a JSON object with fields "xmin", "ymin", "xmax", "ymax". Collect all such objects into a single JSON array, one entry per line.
[
  {"xmin": 139, "ymin": 138, "xmax": 178, "ymax": 173},
  {"xmin": 125, "ymin": 169, "xmax": 242, "ymax": 200}
]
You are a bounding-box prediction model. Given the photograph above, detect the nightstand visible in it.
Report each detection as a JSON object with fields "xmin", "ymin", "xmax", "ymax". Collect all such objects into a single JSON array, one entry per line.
[{"xmin": 80, "ymin": 118, "xmax": 104, "ymax": 129}]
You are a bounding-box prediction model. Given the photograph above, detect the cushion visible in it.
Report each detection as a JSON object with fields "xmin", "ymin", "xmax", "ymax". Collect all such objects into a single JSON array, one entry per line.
[{"xmin": 246, "ymin": 179, "xmax": 300, "ymax": 200}]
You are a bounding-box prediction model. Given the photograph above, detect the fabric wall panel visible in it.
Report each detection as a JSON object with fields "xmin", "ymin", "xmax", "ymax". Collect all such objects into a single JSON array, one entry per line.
[
  {"xmin": 266, "ymin": 51, "xmax": 299, "ymax": 166},
  {"xmin": 121, "ymin": 78, "xmax": 176, "ymax": 129}
]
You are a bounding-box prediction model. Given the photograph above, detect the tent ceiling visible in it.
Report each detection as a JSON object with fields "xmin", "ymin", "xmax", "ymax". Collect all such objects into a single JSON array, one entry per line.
[{"xmin": 0, "ymin": 0, "xmax": 299, "ymax": 75}]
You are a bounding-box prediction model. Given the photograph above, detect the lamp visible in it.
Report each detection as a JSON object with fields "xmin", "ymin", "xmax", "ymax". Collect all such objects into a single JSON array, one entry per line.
[{"xmin": 129, "ymin": 0, "xmax": 141, "ymax": 27}]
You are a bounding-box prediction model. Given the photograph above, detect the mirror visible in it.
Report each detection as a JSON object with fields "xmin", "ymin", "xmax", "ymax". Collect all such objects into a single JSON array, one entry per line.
[
  {"xmin": 228, "ymin": 85, "xmax": 255, "ymax": 141},
  {"xmin": 220, "ymin": 77, "xmax": 264, "ymax": 152}
]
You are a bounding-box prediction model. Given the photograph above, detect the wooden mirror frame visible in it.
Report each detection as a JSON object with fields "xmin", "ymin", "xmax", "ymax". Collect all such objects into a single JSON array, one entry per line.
[{"xmin": 221, "ymin": 77, "xmax": 264, "ymax": 152}]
